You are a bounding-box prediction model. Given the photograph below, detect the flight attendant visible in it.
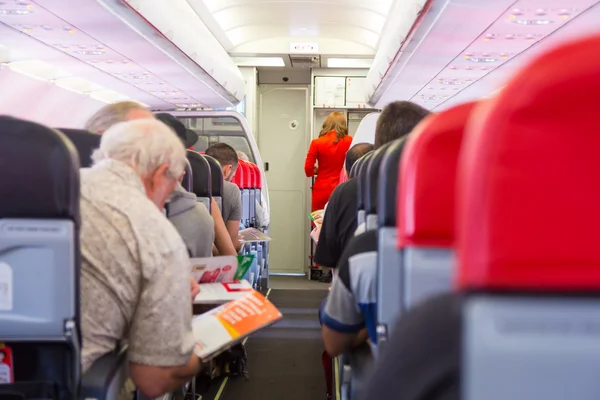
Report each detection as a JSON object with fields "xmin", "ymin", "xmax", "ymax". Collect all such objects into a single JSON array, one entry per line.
[{"xmin": 304, "ymin": 112, "xmax": 352, "ymax": 211}]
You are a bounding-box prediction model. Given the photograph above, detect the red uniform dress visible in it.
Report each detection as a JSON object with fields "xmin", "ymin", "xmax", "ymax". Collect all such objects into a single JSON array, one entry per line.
[{"xmin": 304, "ymin": 131, "xmax": 352, "ymax": 211}]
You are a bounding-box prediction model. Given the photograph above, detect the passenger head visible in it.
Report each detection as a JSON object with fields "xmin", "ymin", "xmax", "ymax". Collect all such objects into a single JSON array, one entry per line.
[
  {"xmin": 374, "ymin": 101, "xmax": 430, "ymax": 149},
  {"xmin": 92, "ymin": 119, "xmax": 187, "ymax": 209},
  {"xmin": 205, "ymin": 143, "xmax": 239, "ymax": 181},
  {"xmin": 320, "ymin": 112, "xmax": 348, "ymax": 143},
  {"xmin": 84, "ymin": 101, "xmax": 154, "ymax": 134},
  {"xmin": 0, "ymin": 349, "xmax": 5, "ymax": 362},
  {"xmin": 155, "ymin": 113, "xmax": 198, "ymax": 148},
  {"xmin": 237, "ymin": 150, "xmax": 249, "ymax": 162},
  {"xmin": 345, "ymin": 143, "xmax": 374, "ymax": 175}
]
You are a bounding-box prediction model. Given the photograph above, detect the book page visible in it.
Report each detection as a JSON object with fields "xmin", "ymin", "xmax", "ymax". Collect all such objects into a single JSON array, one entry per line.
[
  {"xmin": 238, "ymin": 228, "xmax": 272, "ymax": 243},
  {"xmin": 190, "ymin": 255, "xmax": 254, "ymax": 284},
  {"xmin": 193, "ymin": 280, "xmax": 253, "ymax": 304}
]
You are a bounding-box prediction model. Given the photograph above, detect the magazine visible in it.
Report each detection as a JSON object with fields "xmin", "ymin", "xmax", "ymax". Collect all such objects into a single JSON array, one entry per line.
[
  {"xmin": 193, "ymin": 280, "xmax": 253, "ymax": 304},
  {"xmin": 190, "ymin": 255, "xmax": 254, "ymax": 284},
  {"xmin": 309, "ymin": 209, "xmax": 324, "ymax": 229},
  {"xmin": 238, "ymin": 228, "xmax": 272, "ymax": 243},
  {"xmin": 192, "ymin": 290, "xmax": 282, "ymax": 360}
]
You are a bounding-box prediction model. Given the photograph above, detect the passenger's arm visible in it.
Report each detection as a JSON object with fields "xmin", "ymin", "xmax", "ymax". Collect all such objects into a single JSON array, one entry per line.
[
  {"xmin": 225, "ymin": 188, "xmax": 243, "ymax": 252},
  {"xmin": 304, "ymin": 140, "xmax": 318, "ymax": 177},
  {"xmin": 226, "ymin": 220, "xmax": 242, "ymax": 252},
  {"xmin": 129, "ymin": 356, "xmax": 201, "ymax": 398},
  {"xmin": 211, "ymin": 198, "xmax": 237, "ymax": 256},
  {"xmin": 320, "ymin": 276, "xmax": 366, "ymax": 357}
]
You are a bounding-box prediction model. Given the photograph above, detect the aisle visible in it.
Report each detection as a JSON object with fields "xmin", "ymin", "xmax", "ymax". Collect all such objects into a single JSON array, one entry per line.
[{"xmin": 214, "ymin": 287, "xmax": 330, "ymax": 400}]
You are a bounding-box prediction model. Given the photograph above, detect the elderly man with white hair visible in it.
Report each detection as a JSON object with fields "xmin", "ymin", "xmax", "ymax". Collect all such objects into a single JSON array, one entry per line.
[{"xmin": 79, "ymin": 119, "xmax": 201, "ymax": 398}]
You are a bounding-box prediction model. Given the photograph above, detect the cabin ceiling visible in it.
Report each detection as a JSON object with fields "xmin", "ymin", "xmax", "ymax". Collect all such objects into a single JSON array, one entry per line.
[{"xmin": 189, "ymin": 0, "xmax": 395, "ymax": 68}]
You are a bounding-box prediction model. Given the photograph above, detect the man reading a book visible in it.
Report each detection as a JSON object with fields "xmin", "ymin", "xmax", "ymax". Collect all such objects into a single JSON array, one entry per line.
[{"xmin": 79, "ymin": 119, "xmax": 202, "ymax": 398}]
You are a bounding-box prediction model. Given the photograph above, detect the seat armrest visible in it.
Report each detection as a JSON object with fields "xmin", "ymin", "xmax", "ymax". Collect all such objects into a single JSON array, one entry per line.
[{"xmin": 80, "ymin": 348, "xmax": 128, "ymax": 400}]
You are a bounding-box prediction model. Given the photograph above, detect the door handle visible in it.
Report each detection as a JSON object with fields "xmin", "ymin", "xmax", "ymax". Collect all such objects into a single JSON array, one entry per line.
[{"xmin": 265, "ymin": 162, "xmax": 269, "ymax": 172}]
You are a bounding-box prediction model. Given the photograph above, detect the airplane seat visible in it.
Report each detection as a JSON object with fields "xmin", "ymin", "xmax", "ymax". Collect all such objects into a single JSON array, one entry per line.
[
  {"xmin": 245, "ymin": 162, "xmax": 256, "ymax": 227},
  {"xmin": 364, "ymin": 143, "xmax": 393, "ymax": 232},
  {"xmin": 397, "ymin": 102, "xmax": 475, "ymax": 311},
  {"xmin": 181, "ymin": 159, "xmax": 193, "ymax": 193},
  {"xmin": 57, "ymin": 128, "xmax": 100, "ymax": 169},
  {"xmin": 186, "ymin": 150, "xmax": 212, "ymax": 212},
  {"xmin": 356, "ymin": 152, "xmax": 374, "ymax": 227},
  {"xmin": 374, "ymin": 138, "xmax": 407, "ymax": 347},
  {"xmin": 0, "ymin": 116, "xmax": 127, "ymax": 400},
  {"xmin": 348, "ymin": 155, "xmax": 362, "ymax": 179},
  {"xmin": 459, "ymin": 34, "xmax": 600, "ymax": 400},
  {"xmin": 238, "ymin": 161, "xmax": 251, "ymax": 228},
  {"xmin": 203, "ymin": 154, "xmax": 224, "ymax": 214}
]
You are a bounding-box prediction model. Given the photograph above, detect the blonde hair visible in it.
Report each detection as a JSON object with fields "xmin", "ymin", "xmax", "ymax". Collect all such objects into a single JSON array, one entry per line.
[
  {"xmin": 92, "ymin": 119, "xmax": 186, "ymax": 179},
  {"xmin": 84, "ymin": 101, "xmax": 152, "ymax": 133},
  {"xmin": 319, "ymin": 112, "xmax": 348, "ymax": 143}
]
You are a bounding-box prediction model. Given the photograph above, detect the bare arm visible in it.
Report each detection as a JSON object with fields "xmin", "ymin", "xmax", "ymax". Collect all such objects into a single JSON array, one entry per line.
[
  {"xmin": 211, "ymin": 198, "xmax": 237, "ymax": 256},
  {"xmin": 226, "ymin": 220, "xmax": 242, "ymax": 252},
  {"xmin": 129, "ymin": 355, "xmax": 201, "ymax": 398},
  {"xmin": 322, "ymin": 326, "xmax": 368, "ymax": 357}
]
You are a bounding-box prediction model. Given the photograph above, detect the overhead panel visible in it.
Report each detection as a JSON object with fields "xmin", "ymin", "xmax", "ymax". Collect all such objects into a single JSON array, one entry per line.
[
  {"xmin": 368, "ymin": 0, "xmax": 600, "ymax": 110},
  {"xmin": 0, "ymin": 0, "xmax": 245, "ymax": 109}
]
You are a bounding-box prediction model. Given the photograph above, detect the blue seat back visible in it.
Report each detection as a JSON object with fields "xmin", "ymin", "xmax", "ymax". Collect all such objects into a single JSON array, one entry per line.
[
  {"xmin": 365, "ymin": 142, "xmax": 392, "ymax": 231},
  {"xmin": 375, "ymin": 138, "xmax": 406, "ymax": 347},
  {"xmin": 0, "ymin": 116, "xmax": 80, "ymax": 398},
  {"xmin": 356, "ymin": 152, "xmax": 373, "ymax": 226},
  {"xmin": 186, "ymin": 150, "xmax": 212, "ymax": 211},
  {"xmin": 203, "ymin": 154, "xmax": 224, "ymax": 214},
  {"xmin": 58, "ymin": 128, "xmax": 100, "ymax": 168}
]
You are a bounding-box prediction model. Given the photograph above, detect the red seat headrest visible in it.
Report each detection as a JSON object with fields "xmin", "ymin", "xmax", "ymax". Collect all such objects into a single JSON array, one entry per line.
[
  {"xmin": 239, "ymin": 160, "xmax": 251, "ymax": 189},
  {"xmin": 397, "ymin": 102, "xmax": 476, "ymax": 249},
  {"xmin": 231, "ymin": 160, "xmax": 243, "ymax": 188},
  {"xmin": 250, "ymin": 163, "xmax": 262, "ymax": 189},
  {"xmin": 457, "ymin": 34, "xmax": 600, "ymax": 292}
]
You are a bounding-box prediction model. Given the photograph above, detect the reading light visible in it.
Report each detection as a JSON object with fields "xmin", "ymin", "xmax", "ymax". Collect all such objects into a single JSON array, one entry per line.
[
  {"xmin": 233, "ymin": 57, "xmax": 285, "ymax": 67},
  {"xmin": 0, "ymin": 9, "xmax": 32, "ymax": 15},
  {"xmin": 511, "ymin": 19, "xmax": 553, "ymax": 25},
  {"xmin": 327, "ymin": 58, "xmax": 373, "ymax": 68}
]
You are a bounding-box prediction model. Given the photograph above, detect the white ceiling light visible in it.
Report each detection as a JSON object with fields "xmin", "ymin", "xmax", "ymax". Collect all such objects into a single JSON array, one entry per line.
[
  {"xmin": 4, "ymin": 59, "xmax": 70, "ymax": 81},
  {"xmin": 233, "ymin": 57, "xmax": 285, "ymax": 67},
  {"xmin": 88, "ymin": 89, "xmax": 131, "ymax": 104},
  {"xmin": 327, "ymin": 58, "xmax": 373, "ymax": 68}
]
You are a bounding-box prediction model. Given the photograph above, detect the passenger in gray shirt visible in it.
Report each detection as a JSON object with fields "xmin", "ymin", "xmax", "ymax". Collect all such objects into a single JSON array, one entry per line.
[
  {"xmin": 206, "ymin": 143, "xmax": 242, "ymax": 252},
  {"xmin": 166, "ymin": 184, "xmax": 215, "ymax": 257}
]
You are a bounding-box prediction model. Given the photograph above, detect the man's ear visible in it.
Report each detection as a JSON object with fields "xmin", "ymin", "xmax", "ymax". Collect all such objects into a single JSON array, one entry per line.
[
  {"xmin": 223, "ymin": 164, "xmax": 232, "ymax": 180},
  {"xmin": 151, "ymin": 163, "xmax": 170, "ymax": 186}
]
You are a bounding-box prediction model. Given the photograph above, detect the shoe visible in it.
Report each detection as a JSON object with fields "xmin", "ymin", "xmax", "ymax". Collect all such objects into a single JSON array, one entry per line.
[{"xmin": 319, "ymin": 271, "xmax": 332, "ymax": 283}]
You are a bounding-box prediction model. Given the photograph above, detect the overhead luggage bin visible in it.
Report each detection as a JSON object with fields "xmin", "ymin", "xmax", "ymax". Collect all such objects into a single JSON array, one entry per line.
[
  {"xmin": 0, "ymin": 0, "xmax": 245, "ymax": 119},
  {"xmin": 366, "ymin": 0, "xmax": 600, "ymax": 111}
]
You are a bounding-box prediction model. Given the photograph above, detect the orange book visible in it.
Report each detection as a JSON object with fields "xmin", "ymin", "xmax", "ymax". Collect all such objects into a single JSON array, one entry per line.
[{"xmin": 192, "ymin": 290, "xmax": 282, "ymax": 360}]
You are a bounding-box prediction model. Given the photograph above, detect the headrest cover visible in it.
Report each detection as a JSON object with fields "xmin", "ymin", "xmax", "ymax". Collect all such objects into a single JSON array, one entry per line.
[
  {"xmin": 457, "ymin": 34, "xmax": 600, "ymax": 292},
  {"xmin": 398, "ymin": 102, "xmax": 474, "ymax": 249},
  {"xmin": 186, "ymin": 150, "xmax": 212, "ymax": 198},
  {"xmin": 357, "ymin": 152, "xmax": 374, "ymax": 210},
  {"xmin": 203, "ymin": 154, "xmax": 224, "ymax": 197},
  {"xmin": 58, "ymin": 128, "xmax": 100, "ymax": 168},
  {"xmin": 377, "ymin": 138, "xmax": 406, "ymax": 227},
  {"xmin": 365, "ymin": 142, "xmax": 392, "ymax": 214},
  {"xmin": 231, "ymin": 160, "xmax": 244, "ymax": 188},
  {"xmin": 0, "ymin": 117, "xmax": 80, "ymax": 221},
  {"xmin": 251, "ymin": 163, "xmax": 262, "ymax": 188}
]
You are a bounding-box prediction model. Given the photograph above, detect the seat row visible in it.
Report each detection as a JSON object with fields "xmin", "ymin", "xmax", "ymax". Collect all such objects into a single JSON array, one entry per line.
[{"xmin": 345, "ymin": 33, "xmax": 600, "ymax": 400}]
